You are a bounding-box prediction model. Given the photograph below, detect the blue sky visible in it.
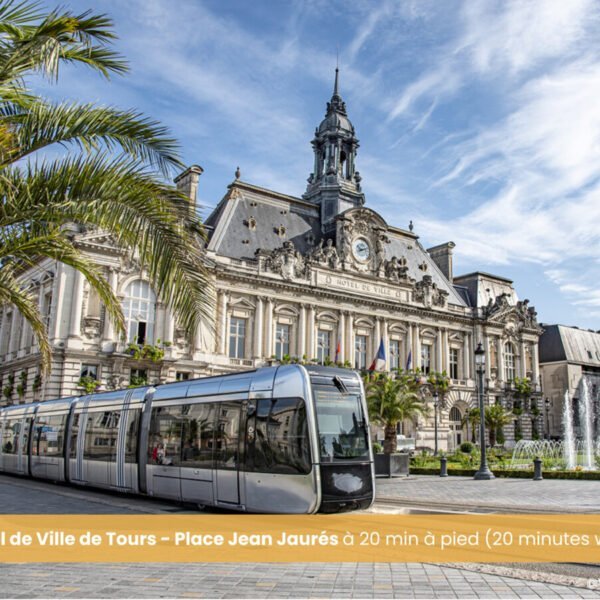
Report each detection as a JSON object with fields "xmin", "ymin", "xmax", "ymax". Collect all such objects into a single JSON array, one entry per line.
[{"xmin": 38, "ymin": 1, "xmax": 600, "ymax": 329}]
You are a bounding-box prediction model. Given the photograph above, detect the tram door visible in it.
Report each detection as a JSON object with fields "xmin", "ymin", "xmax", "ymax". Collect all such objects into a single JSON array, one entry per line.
[{"xmin": 214, "ymin": 402, "xmax": 241, "ymax": 505}]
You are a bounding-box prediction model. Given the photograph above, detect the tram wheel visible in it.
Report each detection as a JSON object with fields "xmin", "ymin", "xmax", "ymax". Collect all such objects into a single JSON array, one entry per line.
[{"xmin": 196, "ymin": 503, "xmax": 206, "ymax": 511}]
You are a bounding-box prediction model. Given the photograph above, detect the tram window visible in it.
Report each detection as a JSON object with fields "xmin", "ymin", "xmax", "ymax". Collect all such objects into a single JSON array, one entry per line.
[
  {"xmin": 246, "ymin": 398, "xmax": 311, "ymax": 475},
  {"xmin": 124, "ymin": 409, "xmax": 140, "ymax": 463},
  {"xmin": 3, "ymin": 419, "xmax": 20, "ymax": 454},
  {"xmin": 84, "ymin": 411, "xmax": 120, "ymax": 461},
  {"xmin": 148, "ymin": 406, "xmax": 182, "ymax": 466},
  {"xmin": 215, "ymin": 402, "xmax": 240, "ymax": 470},
  {"xmin": 312, "ymin": 386, "xmax": 369, "ymax": 462},
  {"xmin": 181, "ymin": 403, "xmax": 215, "ymax": 469},
  {"xmin": 70, "ymin": 413, "xmax": 80, "ymax": 458},
  {"xmin": 32, "ymin": 414, "xmax": 66, "ymax": 456}
]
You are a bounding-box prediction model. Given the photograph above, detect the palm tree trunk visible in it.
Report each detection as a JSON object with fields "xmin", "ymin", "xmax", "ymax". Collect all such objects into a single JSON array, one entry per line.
[
  {"xmin": 489, "ymin": 425, "xmax": 496, "ymax": 447},
  {"xmin": 384, "ymin": 424, "xmax": 397, "ymax": 454}
]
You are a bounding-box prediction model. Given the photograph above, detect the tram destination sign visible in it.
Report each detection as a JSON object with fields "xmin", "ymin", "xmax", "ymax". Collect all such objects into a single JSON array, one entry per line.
[{"xmin": 315, "ymin": 272, "xmax": 408, "ymax": 302}]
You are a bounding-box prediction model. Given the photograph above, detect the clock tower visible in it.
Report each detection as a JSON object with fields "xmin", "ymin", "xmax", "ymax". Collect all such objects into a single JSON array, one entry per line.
[{"xmin": 303, "ymin": 68, "xmax": 365, "ymax": 231}]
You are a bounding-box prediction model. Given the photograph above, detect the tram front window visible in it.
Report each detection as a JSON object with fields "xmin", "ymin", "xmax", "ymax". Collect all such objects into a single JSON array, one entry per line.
[{"xmin": 313, "ymin": 386, "xmax": 369, "ymax": 462}]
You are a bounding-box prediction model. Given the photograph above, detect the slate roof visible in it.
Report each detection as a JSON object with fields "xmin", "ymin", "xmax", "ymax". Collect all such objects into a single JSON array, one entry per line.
[
  {"xmin": 539, "ymin": 324, "xmax": 600, "ymax": 367},
  {"xmin": 206, "ymin": 180, "xmax": 467, "ymax": 307}
]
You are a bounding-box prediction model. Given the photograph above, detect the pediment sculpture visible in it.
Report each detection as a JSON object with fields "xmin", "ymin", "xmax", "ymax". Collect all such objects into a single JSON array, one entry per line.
[
  {"xmin": 256, "ymin": 241, "xmax": 309, "ymax": 280},
  {"xmin": 413, "ymin": 275, "xmax": 449, "ymax": 308}
]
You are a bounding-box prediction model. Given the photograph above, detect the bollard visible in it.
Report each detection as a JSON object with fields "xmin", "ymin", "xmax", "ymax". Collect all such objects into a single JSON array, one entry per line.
[
  {"xmin": 533, "ymin": 457, "xmax": 543, "ymax": 481},
  {"xmin": 440, "ymin": 456, "xmax": 448, "ymax": 478}
]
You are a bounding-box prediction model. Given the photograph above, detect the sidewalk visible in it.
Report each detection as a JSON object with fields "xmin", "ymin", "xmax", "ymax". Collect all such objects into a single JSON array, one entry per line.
[{"xmin": 375, "ymin": 475, "xmax": 600, "ymax": 513}]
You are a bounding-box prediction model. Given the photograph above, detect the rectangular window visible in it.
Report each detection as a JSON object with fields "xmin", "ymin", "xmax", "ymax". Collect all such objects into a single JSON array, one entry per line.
[
  {"xmin": 80, "ymin": 364, "xmax": 98, "ymax": 380},
  {"xmin": 32, "ymin": 414, "xmax": 66, "ymax": 456},
  {"xmin": 228, "ymin": 317, "xmax": 246, "ymax": 359},
  {"xmin": 124, "ymin": 409, "xmax": 140, "ymax": 463},
  {"xmin": 355, "ymin": 335, "xmax": 368, "ymax": 370},
  {"xmin": 389, "ymin": 340, "xmax": 400, "ymax": 371},
  {"xmin": 148, "ymin": 405, "xmax": 183, "ymax": 467},
  {"xmin": 84, "ymin": 411, "xmax": 120, "ymax": 462},
  {"xmin": 449, "ymin": 348, "xmax": 459, "ymax": 380},
  {"xmin": 246, "ymin": 398, "xmax": 311, "ymax": 474},
  {"xmin": 2, "ymin": 419, "xmax": 22, "ymax": 454},
  {"xmin": 215, "ymin": 402, "xmax": 240, "ymax": 470},
  {"xmin": 421, "ymin": 345, "xmax": 431, "ymax": 375},
  {"xmin": 176, "ymin": 371, "xmax": 190, "ymax": 382},
  {"xmin": 275, "ymin": 323, "xmax": 290, "ymax": 360},
  {"xmin": 130, "ymin": 368, "xmax": 147, "ymax": 387},
  {"xmin": 181, "ymin": 402, "xmax": 216, "ymax": 469},
  {"xmin": 317, "ymin": 330, "xmax": 331, "ymax": 364}
]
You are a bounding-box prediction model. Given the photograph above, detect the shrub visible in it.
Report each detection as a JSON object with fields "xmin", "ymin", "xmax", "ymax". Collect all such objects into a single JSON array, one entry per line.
[
  {"xmin": 372, "ymin": 442, "xmax": 383, "ymax": 454},
  {"xmin": 460, "ymin": 442, "xmax": 474, "ymax": 454}
]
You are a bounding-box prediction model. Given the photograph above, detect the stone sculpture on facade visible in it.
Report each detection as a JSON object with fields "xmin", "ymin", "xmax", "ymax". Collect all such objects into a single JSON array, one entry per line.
[
  {"xmin": 384, "ymin": 256, "xmax": 409, "ymax": 282},
  {"xmin": 413, "ymin": 275, "xmax": 449, "ymax": 308},
  {"xmin": 257, "ymin": 241, "xmax": 308, "ymax": 280}
]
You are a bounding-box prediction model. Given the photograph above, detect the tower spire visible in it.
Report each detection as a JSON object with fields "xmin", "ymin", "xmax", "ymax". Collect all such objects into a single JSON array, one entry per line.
[{"xmin": 333, "ymin": 66, "xmax": 339, "ymax": 98}]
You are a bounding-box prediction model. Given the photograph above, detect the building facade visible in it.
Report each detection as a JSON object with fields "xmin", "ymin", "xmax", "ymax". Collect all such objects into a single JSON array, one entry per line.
[
  {"xmin": 0, "ymin": 71, "xmax": 544, "ymax": 450},
  {"xmin": 539, "ymin": 324, "xmax": 600, "ymax": 440}
]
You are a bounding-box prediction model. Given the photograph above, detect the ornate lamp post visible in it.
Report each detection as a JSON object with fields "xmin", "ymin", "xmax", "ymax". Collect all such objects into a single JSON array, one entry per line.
[
  {"xmin": 545, "ymin": 397, "xmax": 551, "ymax": 440},
  {"xmin": 474, "ymin": 342, "xmax": 494, "ymax": 480},
  {"xmin": 433, "ymin": 390, "xmax": 439, "ymax": 456}
]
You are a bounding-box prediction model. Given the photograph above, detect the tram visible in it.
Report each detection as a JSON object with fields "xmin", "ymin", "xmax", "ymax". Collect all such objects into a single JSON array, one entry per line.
[{"xmin": 0, "ymin": 365, "xmax": 374, "ymax": 513}]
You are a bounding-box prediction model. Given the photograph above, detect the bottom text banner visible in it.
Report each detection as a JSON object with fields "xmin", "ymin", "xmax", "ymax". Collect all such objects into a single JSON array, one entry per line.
[{"xmin": 0, "ymin": 514, "xmax": 599, "ymax": 562}]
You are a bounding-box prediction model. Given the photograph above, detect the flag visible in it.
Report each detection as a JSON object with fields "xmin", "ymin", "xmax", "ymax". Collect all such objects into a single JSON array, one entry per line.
[
  {"xmin": 334, "ymin": 337, "xmax": 341, "ymax": 363},
  {"xmin": 406, "ymin": 350, "xmax": 412, "ymax": 371},
  {"xmin": 369, "ymin": 338, "xmax": 386, "ymax": 371}
]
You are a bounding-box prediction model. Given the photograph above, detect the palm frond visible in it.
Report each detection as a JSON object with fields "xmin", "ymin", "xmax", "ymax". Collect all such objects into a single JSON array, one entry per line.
[
  {"xmin": 0, "ymin": 99, "xmax": 182, "ymax": 174},
  {"xmin": 0, "ymin": 266, "xmax": 51, "ymax": 373}
]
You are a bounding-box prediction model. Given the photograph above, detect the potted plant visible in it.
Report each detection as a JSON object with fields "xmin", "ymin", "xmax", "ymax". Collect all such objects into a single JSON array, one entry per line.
[
  {"xmin": 78, "ymin": 376, "xmax": 101, "ymax": 394},
  {"xmin": 364, "ymin": 371, "xmax": 428, "ymax": 477}
]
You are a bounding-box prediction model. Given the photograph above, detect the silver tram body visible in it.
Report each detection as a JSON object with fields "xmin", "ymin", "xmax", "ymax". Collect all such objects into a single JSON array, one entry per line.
[{"xmin": 0, "ymin": 365, "xmax": 375, "ymax": 513}]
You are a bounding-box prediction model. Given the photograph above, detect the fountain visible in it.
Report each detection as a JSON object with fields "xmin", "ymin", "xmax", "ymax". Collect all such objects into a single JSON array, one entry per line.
[
  {"xmin": 510, "ymin": 375, "xmax": 599, "ymax": 470},
  {"xmin": 563, "ymin": 390, "xmax": 576, "ymax": 469}
]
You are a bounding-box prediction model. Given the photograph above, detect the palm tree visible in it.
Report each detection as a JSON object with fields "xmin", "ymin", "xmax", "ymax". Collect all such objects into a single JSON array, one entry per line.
[
  {"xmin": 485, "ymin": 403, "xmax": 514, "ymax": 447},
  {"xmin": 462, "ymin": 407, "xmax": 480, "ymax": 443},
  {"xmin": 365, "ymin": 372, "xmax": 428, "ymax": 454},
  {"xmin": 0, "ymin": 2, "xmax": 212, "ymax": 372}
]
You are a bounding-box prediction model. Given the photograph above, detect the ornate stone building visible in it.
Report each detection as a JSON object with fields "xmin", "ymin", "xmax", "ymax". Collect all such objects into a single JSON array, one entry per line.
[{"xmin": 0, "ymin": 70, "xmax": 544, "ymax": 450}]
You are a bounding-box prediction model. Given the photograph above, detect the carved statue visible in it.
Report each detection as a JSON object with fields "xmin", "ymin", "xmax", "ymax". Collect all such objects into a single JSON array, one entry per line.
[
  {"xmin": 257, "ymin": 240, "xmax": 308, "ymax": 280},
  {"xmin": 384, "ymin": 255, "xmax": 409, "ymax": 282}
]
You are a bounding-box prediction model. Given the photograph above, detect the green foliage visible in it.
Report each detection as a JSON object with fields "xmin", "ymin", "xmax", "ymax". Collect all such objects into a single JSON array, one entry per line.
[
  {"xmin": 126, "ymin": 340, "xmax": 170, "ymax": 362},
  {"xmin": 364, "ymin": 371, "xmax": 428, "ymax": 454},
  {"xmin": 427, "ymin": 370, "xmax": 451, "ymax": 397},
  {"xmin": 128, "ymin": 375, "xmax": 148, "ymax": 388},
  {"xmin": 78, "ymin": 376, "xmax": 100, "ymax": 394},
  {"xmin": 485, "ymin": 404, "xmax": 514, "ymax": 446},
  {"xmin": 0, "ymin": 1, "xmax": 213, "ymax": 374},
  {"xmin": 460, "ymin": 442, "xmax": 474, "ymax": 454},
  {"xmin": 32, "ymin": 374, "xmax": 42, "ymax": 392},
  {"xmin": 513, "ymin": 377, "xmax": 533, "ymax": 399},
  {"xmin": 372, "ymin": 442, "xmax": 383, "ymax": 454}
]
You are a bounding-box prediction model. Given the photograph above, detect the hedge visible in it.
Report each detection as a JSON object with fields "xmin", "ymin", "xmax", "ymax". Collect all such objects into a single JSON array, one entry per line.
[{"xmin": 408, "ymin": 467, "xmax": 600, "ymax": 480}]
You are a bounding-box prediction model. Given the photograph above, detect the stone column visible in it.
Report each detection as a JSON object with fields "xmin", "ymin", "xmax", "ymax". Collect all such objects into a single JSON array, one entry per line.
[
  {"xmin": 346, "ymin": 313, "xmax": 354, "ymax": 366},
  {"xmin": 414, "ymin": 324, "xmax": 421, "ymax": 370},
  {"xmin": 50, "ymin": 263, "xmax": 67, "ymax": 343},
  {"xmin": 102, "ymin": 267, "xmax": 118, "ymax": 349},
  {"xmin": 382, "ymin": 320, "xmax": 389, "ymax": 370},
  {"xmin": 497, "ymin": 337, "xmax": 505, "ymax": 383},
  {"xmin": 406, "ymin": 323, "xmax": 413, "ymax": 370},
  {"xmin": 483, "ymin": 334, "xmax": 491, "ymax": 380},
  {"xmin": 297, "ymin": 304, "xmax": 306, "ymax": 358},
  {"xmin": 163, "ymin": 309, "xmax": 175, "ymax": 345},
  {"xmin": 463, "ymin": 333, "xmax": 471, "ymax": 380},
  {"xmin": 253, "ymin": 297, "xmax": 263, "ymax": 359},
  {"xmin": 8, "ymin": 310, "xmax": 20, "ymax": 356},
  {"xmin": 264, "ymin": 299, "xmax": 273, "ymax": 358},
  {"xmin": 0, "ymin": 308, "xmax": 7, "ymax": 357},
  {"xmin": 218, "ymin": 291, "xmax": 229, "ymax": 355},
  {"xmin": 307, "ymin": 305, "xmax": 315, "ymax": 360},
  {"xmin": 532, "ymin": 342, "xmax": 540, "ymax": 387},
  {"xmin": 68, "ymin": 270, "xmax": 84, "ymax": 339},
  {"xmin": 443, "ymin": 329, "xmax": 450, "ymax": 373},
  {"xmin": 436, "ymin": 329, "xmax": 443, "ymax": 373},
  {"xmin": 520, "ymin": 341, "xmax": 527, "ymax": 378},
  {"xmin": 338, "ymin": 311, "xmax": 345, "ymax": 363}
]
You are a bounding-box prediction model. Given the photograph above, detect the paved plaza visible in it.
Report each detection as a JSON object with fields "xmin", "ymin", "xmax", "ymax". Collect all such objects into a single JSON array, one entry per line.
[
  {"xmin": 376, "ymin": 475, "xmax": 600, "ymax": 513},
  {"xmin": 0, "ymin": 474, "xmax": 599, "ymax": 597}
]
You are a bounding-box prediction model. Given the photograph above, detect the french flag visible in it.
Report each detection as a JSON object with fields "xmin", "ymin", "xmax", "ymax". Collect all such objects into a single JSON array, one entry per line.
[
  {"xmin": 334, "ymin": 337, "xmax": 341, "ymax": 363},
  {"xmin": 369, "ymin": 338, "xmax": 386, "ymax": 371}
]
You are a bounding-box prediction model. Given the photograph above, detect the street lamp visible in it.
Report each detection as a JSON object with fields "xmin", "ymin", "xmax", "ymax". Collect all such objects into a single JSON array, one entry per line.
[
  {"xmin": 474, "ymin": 342, "xmax": 494, "ymax": 480},
  {"xmin": 545, "ymin": 397, "xmax": 551, "ymax": 440},
  {"xmin": 433, "ymin": 390, "xmax": 439, "ymax": 456}
]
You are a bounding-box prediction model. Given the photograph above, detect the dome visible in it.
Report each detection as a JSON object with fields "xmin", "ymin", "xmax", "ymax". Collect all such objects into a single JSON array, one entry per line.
[{"xmin": 318, "ymin": 109, "xmax": 354, "ymax": 135}]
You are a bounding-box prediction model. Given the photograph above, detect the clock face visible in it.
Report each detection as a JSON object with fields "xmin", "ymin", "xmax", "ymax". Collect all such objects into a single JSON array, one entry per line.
[{"xmin": 352, "ymin": 238, "xmax": 371, "ymax": 261}]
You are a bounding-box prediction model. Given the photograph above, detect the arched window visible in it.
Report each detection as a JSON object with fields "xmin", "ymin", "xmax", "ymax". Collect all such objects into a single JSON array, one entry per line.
[
  {"xmin": 122, "ymin": 280, "xmax": 156, "ymax": 345},
  {"xmin": 504, "ymin": 342, "xmax": 515, "ymax": 382},
  {"xmin": 449, "ymin": 406, "xmax": 462, "ymax": 422}
]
